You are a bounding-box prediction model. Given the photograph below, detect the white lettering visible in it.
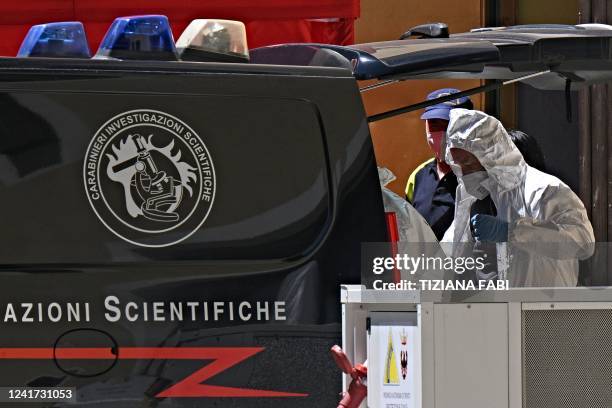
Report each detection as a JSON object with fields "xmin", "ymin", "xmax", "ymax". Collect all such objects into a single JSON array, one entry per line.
[{"xmin": 104, "ymin": 296, "xmax": 121, "ymax": 322}]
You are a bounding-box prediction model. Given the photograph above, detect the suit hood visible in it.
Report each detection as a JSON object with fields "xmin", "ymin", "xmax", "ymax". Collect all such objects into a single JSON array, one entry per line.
[{"xmin": 445, "ymin": 109, "xmax": 527, "ymax": 192}]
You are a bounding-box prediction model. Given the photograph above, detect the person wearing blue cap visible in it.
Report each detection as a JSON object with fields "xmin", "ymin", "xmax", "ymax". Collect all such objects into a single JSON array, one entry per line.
[{"xmin": 405, "ymin": 88, "xmax": 473, "ymax": 240}]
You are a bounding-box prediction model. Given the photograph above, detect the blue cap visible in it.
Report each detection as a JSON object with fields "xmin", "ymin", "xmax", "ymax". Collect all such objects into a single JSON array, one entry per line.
[
  {"xmin": 420, "ymin": 88, "xmax": 473, "ymax": 121},
  {"xmin": 95, "ymin": 15, "xmax": 178, "ymax": 61},
  {"xmin": 17, "ymin": 22, "xmax": 91, "ymax": 58}
]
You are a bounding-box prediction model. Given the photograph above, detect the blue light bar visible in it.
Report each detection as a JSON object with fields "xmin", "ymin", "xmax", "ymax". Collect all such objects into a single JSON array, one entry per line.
[
  {"xmin": 17, "ymin": 22, "xmax": 91, "ymax": 58},
  {"xmin": 95, "ymin": 15, "xmax": 178, "ymax": 61}
]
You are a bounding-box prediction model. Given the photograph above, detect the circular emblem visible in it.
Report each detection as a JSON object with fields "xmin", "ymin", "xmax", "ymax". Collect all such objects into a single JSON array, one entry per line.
[{"xmin": 84, "ymin": 109, "xmax": 216, "ymax": 247}]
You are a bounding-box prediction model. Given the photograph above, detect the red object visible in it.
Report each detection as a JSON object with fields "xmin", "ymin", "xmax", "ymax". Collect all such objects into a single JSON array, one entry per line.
[
  {"xmin": 0, "ymin": 347, "xmax": 307, "ymax": 398},
  {"xmin": 331, "ymin": 345, "xmax": 367, "ymax": 408},
  {"xmin": 0, "ymin": 0, "xmax": 359, "ymax": 57},
  {"xmin": 385, "ymin": 212, "xmax": 401, "ymax": 283}
]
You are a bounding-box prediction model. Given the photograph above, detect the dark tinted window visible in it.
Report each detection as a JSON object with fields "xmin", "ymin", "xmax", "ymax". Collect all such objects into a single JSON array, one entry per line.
[{"xmin": 0, "ymin": 92, "xmax": 331, "ymax": 263}]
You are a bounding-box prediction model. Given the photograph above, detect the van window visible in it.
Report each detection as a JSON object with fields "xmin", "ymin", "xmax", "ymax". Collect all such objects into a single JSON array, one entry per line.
[{"xmin": 0, "ymin": 92, "xmax": 331, "ymax": 264}]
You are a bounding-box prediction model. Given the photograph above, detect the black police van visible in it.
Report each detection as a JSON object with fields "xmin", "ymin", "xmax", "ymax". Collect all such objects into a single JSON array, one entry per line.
[{"xmin": 0, "ymin": 16, "xmax": 611, "ymax": 407}]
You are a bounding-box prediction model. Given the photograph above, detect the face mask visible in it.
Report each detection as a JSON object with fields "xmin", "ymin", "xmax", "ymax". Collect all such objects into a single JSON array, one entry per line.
[
  {"xmin": 462, "ymin": 170, "xmax": 489, "ymax": 199},
  {"xmin": 426, "ymin": 131, "xmax": 446, "ymax": 161}
]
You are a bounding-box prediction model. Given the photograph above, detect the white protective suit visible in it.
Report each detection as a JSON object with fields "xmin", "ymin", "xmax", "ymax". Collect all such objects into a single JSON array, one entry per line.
[
  {"xmin": 441, "ymin": 109, "xmax": 595, "ymax": 287},
  {"xmin": 378, "ymin": 167, "xmax": 447, "ymax": 281},
  {"xmin": 378, "ymin": 167, "xmax": 438, "ymax": 244}
]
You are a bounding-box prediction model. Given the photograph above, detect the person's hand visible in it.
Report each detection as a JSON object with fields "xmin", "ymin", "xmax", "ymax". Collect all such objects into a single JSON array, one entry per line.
[{"xmin": 470, "ymin": 214, "xmax": 508, "ymax": 242}]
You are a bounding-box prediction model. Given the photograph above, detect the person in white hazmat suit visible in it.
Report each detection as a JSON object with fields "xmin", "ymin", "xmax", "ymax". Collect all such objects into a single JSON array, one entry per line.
[
  {"xmin": 379, "ymin": 168, "xmax": 449, "ymax": 282},
  {"xmin": 379, "ymin": 167, "xmax": 438, "ymax": 244},
  {"xmin": 441, "ymin": 109, "xmax": 595, "ymax": 287}
]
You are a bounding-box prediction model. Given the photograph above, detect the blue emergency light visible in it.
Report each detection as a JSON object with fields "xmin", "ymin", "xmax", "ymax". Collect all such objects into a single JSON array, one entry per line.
[
  {"xmin": 17, "ymin": 22, "xmax": 91, "ymax": 58},
  {"xmin": 95, "ymin": 15, "xmax": 178, "ymax": 61}
]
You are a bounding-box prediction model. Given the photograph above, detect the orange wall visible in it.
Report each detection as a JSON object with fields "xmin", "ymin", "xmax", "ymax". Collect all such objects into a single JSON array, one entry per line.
[{"xmin": 355, "ymin": 0, "xmax": 485, "ymax": 195}]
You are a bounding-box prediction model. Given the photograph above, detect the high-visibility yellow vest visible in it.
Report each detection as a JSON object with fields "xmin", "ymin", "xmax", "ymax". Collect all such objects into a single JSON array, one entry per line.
[{"xmin": 405, "ymin": 157, "xmax": 435, "ymax": 202}]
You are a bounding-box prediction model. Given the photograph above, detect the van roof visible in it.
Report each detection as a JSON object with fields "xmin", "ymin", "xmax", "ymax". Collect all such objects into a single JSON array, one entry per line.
[{"xmin": 3, "ymin": 56, "xmax": 353, "ymax": 78}]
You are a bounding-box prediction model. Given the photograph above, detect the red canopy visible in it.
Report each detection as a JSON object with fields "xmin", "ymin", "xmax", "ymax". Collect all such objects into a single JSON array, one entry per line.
[{"xmin": 0, "ymin": 0, "xmax": 359, "ymax": 57}]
